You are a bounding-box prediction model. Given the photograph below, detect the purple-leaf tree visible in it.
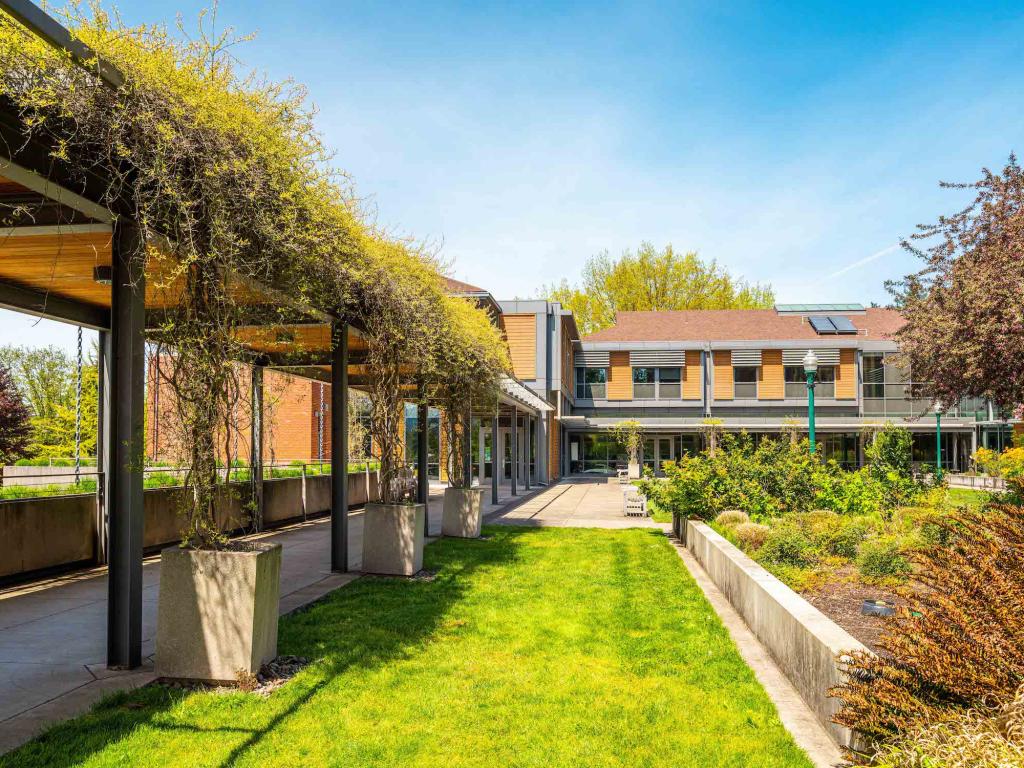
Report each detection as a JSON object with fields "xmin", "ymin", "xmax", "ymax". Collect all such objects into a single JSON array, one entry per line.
[
  {"xmin": 0, "ymin": 362, "xmax": 31, "ymax": 466},
  {"xmin": 887, "ymin": 155, "xmax": 1024, "ymax": 413}
]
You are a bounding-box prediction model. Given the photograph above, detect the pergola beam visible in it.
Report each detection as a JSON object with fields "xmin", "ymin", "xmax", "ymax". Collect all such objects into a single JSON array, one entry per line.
[
  {"xmin": 0, "ymin": 278, "xmax": 110, "ymax": 330},
  {"xmin": 0, "ymin": 0, "xmax": 124, "ymax": 89}
]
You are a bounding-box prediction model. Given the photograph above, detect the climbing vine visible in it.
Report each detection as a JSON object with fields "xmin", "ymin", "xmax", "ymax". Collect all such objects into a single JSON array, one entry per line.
[{"xmin": 0, "ymin": 4, "xmax": 509, "ymax": 543}]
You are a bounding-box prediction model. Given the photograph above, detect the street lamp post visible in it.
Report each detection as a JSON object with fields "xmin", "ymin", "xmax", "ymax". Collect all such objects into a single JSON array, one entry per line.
[
  {"xmin": 933, "ymin": 401, "xmax": 943, "ymax": 481},
  {"xmin": 803, "ymin": 350, "xmax": 818, "ymax": 454}
]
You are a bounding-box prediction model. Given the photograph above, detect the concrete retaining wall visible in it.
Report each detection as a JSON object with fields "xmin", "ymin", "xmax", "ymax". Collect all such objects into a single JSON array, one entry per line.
[
  {"xmin": 685, "ymin": 519, "xmax": 868, "ymax": 748},
  {"xmin": 0, "ymin": 471, "xmax": 380, "ymax": 581},
  {"xmin": 0, "ymin": 494, "xmax": 96, "ymax": 579},
  {"xmin": 1, "ymin": 465, "xmax": 100, "ymax": 488}
]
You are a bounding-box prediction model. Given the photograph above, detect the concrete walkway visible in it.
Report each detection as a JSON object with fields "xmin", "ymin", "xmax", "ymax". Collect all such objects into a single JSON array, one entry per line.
[
  {"xmin": 0, "ymin": 479, "xmax": 545, "ymax": 755},
  {"xmin": 488, "ymin": 476, "xmax": 670, "ymax": 529}
]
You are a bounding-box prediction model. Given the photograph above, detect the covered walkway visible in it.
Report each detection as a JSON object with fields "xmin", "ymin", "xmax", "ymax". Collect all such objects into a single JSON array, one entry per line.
[{"xmin": 0, "ymin": 480, "xmax": 544, "ymax": 754}]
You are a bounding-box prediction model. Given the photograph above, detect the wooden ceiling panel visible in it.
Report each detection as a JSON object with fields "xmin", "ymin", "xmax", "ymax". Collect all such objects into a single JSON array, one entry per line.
[{"xmin": 0, "ymin": 230, "xmax": 112, "ymax": 307}]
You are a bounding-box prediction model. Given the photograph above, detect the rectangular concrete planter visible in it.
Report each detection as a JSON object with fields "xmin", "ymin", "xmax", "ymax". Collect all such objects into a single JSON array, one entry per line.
[
  {"xmin": 442, "ymin": 487, "xmax": 485, "ymax": 538},
  {"xmin": 685, "ymin": 520, "xmax": 869, "ymax": 748},
  {"xmin": 155, "ymin": 543, "xmax": 282, "ymax": 683},
  {"xmin": 362, "ymin": 503, "xmax": 425, "ymax": 576}
]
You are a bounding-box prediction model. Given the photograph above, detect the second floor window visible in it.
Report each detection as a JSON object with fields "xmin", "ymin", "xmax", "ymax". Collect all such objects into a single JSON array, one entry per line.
[
  {"xmin": 658, "ymin": 367, "xmax": 682, "ymax": 399},
  {"xmin": 734, "ymin": 366, "xmax": 758, "ymax": 399},
  {"xmin": 785, "ymin": 365, "xmax": 835, "ymax": 398},
  {"xmin": 632, "ymin": 366, "xmax": 682, "ymax": 399},
  {"xmin": 632, "ymin": 367, "xmax": 655, "ymax": 399},
  {"xmin": 575, "ymin": 366, "xmax": 607, "ymax": 399}
]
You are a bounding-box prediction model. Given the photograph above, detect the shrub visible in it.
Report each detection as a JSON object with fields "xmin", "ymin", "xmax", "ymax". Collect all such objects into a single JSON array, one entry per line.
[
  {"xmin": 832, "ymin": 504, "xmax": 1024, "ymax": 745},
  {"xmin": 972, "ymin": 446, "xmax": 1001, "ymax": 476},
  {"xmin": 758, "ymin": 524, "xmax": 815, "ymax": 568},
  {"xmin": 815, "ymin": 467, "xmax": 885, "ymax": 516},
  {"xmin": 874, "ymin": 685, "xmax": 1024, "ymax": 768},
  {"xmin": 864, "ymin": 424, "xmax": 925, "ymax": 509},
  {"xmin": 999, "ymin": 447, "xmax": 1024, "ymax": 501},
  {"xmin": 817, "ymin": 516, "xmax": 871, "ymax": 559},
  {"xmin": 733, "ymin": 522, "xmax": 770, "ymax": 551},
  {"xmin": 714, "ymin": 510, "xmax": 749, "ymax": 528},
  {"xmin": 856, "ymin": 537, "xmax": 912, "ymax": 581}
]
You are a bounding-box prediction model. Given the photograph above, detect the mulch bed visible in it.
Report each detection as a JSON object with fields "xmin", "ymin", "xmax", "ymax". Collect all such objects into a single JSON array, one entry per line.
[
  {"xmin": 802, "ymin": 571, "xmax": 903, "ymax": 651},
  {"xmin": 156, "ymin": 655, "xmax": 310, "ymax": 696}
]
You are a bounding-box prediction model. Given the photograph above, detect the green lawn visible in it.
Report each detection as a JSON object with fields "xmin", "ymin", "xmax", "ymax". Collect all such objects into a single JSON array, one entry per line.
[
  {"xmin": 3, "ymin": 527, "xmax": 812, "ymax": 768},
  {"xmin": 944, "ymin": 486, "xmax": 995, "ymax": 507}
]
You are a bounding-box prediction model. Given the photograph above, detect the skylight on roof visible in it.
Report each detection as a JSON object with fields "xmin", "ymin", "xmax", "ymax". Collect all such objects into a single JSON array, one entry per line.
[{"xmin": 775, "ymin": 303, "xmax": 865, "ymax": 313}]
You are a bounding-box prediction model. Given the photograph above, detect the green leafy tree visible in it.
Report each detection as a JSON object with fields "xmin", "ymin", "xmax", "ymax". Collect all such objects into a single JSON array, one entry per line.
[
  {"xmin": 543, "ymin": 243, "xmax": 775, "ymax": 335},
  {"xmin": 0, "ymin": 345, "xmax": 98, "ymax": 459},
  {"xmin": 609, "ymin": 420, "xmax": 643, "ymax": 466}
]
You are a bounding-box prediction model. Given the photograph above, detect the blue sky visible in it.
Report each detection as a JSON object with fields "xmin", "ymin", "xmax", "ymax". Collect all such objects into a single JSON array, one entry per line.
[{"xmin": 4, "ymin": 0, "xmax": 1024, "ymax": 350}]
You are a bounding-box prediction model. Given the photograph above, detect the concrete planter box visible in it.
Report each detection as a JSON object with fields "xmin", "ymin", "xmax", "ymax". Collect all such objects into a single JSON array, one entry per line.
[
  {"xmin": 627, "ymin": 461, "xmax": 641, "ymax": 479},
  {"xmin": 362, "ymin": 503, "xmax": 425, "ymax": 576},
  {"xmin": 685, "ymin": 520, "xmax": 868, "ymax": 748},
  {"xmin": 442, "ymin": 487, "xmax": 485, "ymax": 538},
  {"xmin": 155, "ymin": 543, "xmax": 282, "ymax": 683}
]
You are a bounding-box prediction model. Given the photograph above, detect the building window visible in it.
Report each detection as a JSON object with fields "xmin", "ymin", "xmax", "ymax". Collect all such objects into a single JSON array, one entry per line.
[
  {"xmin": 784, "ymin": 366, "xmax": 805, "ymax": 398},
  {"xmin": 862, "ymin": 353, "xmax": 932, "ymax": 416},
  {"xmin": 575, "ymin": 367, "xmax": 607, "ymax": 399},
  {"xmin": 817, "ymin": 366, "xmax": 836, "ymax": 398},
  {"xmin": 630, "ymin": 366, "xmax": 683, "ymax": 399},
  {"xmin": 658, "ymin": 367, "xmax": 682, "ymax": 399},
  {"xmin": 734, "ymin": 366, "xmax": 758, "ymax": 399},
  {"xmin": 785, "ymin": 365, "xmax": 835, "ymax": 398},
  {"xmin": 632, "ymin": 367, "xmax": 655, "ymax": 399}
]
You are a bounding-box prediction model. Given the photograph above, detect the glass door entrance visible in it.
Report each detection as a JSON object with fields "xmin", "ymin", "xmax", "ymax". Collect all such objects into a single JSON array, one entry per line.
[{"xmin": 642, "ymin": 437, "xmax": 674, "ymax": 474}]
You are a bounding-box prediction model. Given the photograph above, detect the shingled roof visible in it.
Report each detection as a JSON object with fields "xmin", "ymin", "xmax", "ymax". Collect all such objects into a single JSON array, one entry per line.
[
  {"xmin": 443, "ymin": 276, "xmax": 489, "ymax": 294},
  {"xmin": 582, "ymin": 308, "xmax": 904, "ymax": 343}
]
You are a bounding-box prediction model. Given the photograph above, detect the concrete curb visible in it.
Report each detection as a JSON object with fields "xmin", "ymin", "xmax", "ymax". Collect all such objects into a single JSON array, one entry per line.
[{"xmin": 685, "ymin": 519, "xmax": 868, "ymax": 749}]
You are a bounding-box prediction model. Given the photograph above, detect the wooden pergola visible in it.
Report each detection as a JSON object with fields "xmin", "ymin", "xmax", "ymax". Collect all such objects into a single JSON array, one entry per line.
[{"xmin": 0, "ymin": 0, "xmax": 551, "ymax": 672}]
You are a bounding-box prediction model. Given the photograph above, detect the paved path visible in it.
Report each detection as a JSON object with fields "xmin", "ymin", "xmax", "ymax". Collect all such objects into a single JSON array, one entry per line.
[
  {"xmin": 488, "ymin": 476, "xmax": 670, "ymax": 530},
  {"xmin": 0, "ymin": 480, "xmax": 544, "ymax": 755}
]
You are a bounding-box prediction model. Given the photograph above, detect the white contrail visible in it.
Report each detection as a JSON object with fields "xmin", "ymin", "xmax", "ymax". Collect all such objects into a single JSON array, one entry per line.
[{"xmin": 827, "ymin": 243, "xmax": 900, "ymax": 279}]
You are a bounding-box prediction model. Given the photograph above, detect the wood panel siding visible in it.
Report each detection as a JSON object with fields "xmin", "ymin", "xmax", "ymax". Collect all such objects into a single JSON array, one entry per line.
[
  {"xmin": 503, "ymin": 314, "xmax": 537, "ymax": 380},
  {"xmin": 713, "ymin": 351, "xmax": 733, "ymax": 400},
  {"xmin": 607, "ymin": 351, "xmax": 632, "ymax": 400},
  {"xmin": 683, "ymin": 350, "xmax": 702, "ymax": 400},
  {"xmin": 836, "ymin": 348, "xmax": 856, "ymax": 399},
  {"xmin": 548, "ymin": 415, "xmax": 560, "ymax": 481},
  {"xmin": 760, "ymin": 349, "xmax": 784, "ymax": 400}
]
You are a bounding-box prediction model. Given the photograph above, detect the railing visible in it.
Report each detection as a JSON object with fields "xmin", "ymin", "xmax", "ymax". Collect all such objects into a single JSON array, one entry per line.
[
  {"xmin": 0, "ymin": 460, "xmax": 382, "ymax": 501},
  {"xmin": 946, "ymin": 473, "xmax": 1006, "ymax": 491}
]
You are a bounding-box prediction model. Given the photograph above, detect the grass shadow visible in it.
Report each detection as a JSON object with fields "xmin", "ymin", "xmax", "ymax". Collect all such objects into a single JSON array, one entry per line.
[{"xmin": 0, "ymin": 528, "xmax": 527, "ymax": 768}]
